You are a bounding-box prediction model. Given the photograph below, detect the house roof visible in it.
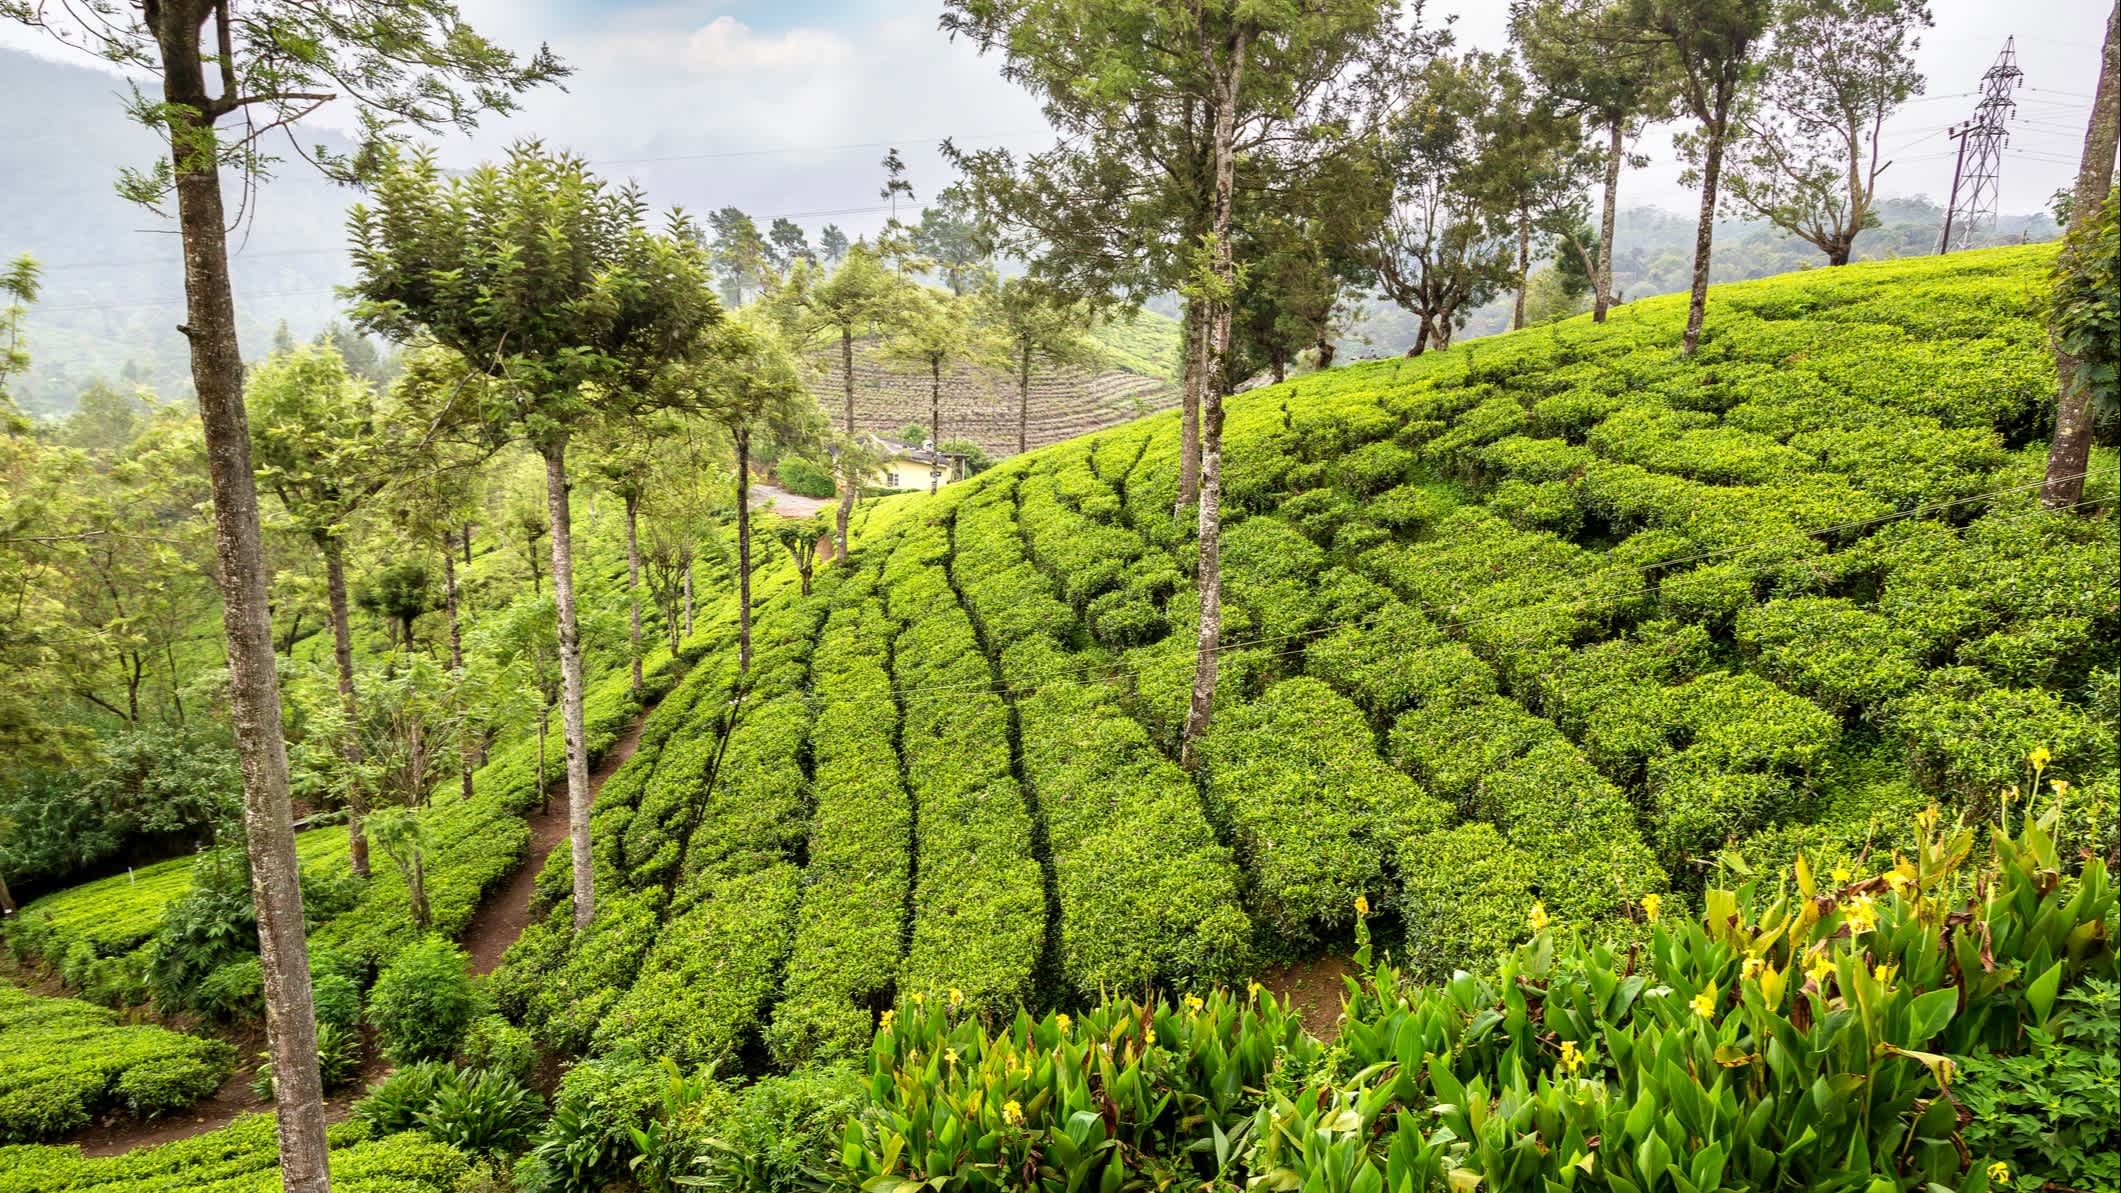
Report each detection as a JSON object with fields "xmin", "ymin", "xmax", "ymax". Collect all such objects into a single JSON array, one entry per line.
[{"xmin": 868, "ymin": 434, "xmax": 965, "ymax": 466}]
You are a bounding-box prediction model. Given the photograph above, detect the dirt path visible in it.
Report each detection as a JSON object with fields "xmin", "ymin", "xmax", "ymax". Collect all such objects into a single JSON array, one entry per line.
[
  {"xmin": 1258, "ymin": 954, "xmax": 1356, "ymax": 1042},
  {"xmin": 461, "ymin": 714, "xmax": 650, "ymax": 975},
  {"xmin": 63, "ymin": 709, "xmax": 655, "ymax": 1158}
]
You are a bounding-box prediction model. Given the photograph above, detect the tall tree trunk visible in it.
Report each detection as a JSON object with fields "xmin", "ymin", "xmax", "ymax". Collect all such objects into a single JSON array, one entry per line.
[
  {"xmin": 443, "ymin": 536, "xmax": 473, "ymax": 802},
  {"xmin": 929, "ymin": 362, "xmax": 942, "ymax": 495},
  {"xmin": 0, "ymin": 868, "xmax": 14, "ymax": 917},
  {"xmin": 1314, "ymin": 336, "xmax": 1336, "ymax": 371},
  {"xmin": 683, "ymin": 555, "xmax": 695, "ymax": 636},
  {"xmin": 1827, "ymin": 243, "xmax": 1851, "ymax": 267},
  {"xmin": 407, "ymin": 850, "xmax": 428, "ymax": 933},
  {"xmin": 158, "ymin": 13, "xmax": 329, "ymax": 1185},
  {"xmin": 624, "ymin": 493, "xmax": 642, "ymax": 696},
  {"xmin": 1017, "ymin": 344, "xmax": 1032, "ymax": 456},
  {"xmin": 322, "ymin": 539, "xmax": 370, "ymax": 878},
  {"xmin": 1409, "ymin": 318, "xmax": 1432, "ymax": 356},
  {"xmin": 735, "ymin": 426, "xmax": 753, "ymax": 674},
  {"xmin": 462, "ymin": 525, "xmax": 473, "ymax": 566},
  {"xmin": 542, "ymin": 441, "xmax": 595, "ymax": 930},
  {"xmin": 1182, "ymin": 26, "xmax": 1248, "ymax": 765},
  {"xmin": 1683, "ymin": 117, "xmax": 1726, "ymax": 356},
  {"xmin": 835, "ymin": 325, "xmax": 858, "ymax": 565},
  {"xmin": 2042, "ymin": 0, "xmax": 2120, "ymax": 511},
  {"xmin": 1512, "ymin": 205, "xmax": 1531, "ymax": 331},
  {"xmin": 1174, "ymin": 297, "xmax": 1203, "ymax": 514},
  {"xmin": 1596, "ymin": 117, "xmax": 1623, "ymax": 322}
]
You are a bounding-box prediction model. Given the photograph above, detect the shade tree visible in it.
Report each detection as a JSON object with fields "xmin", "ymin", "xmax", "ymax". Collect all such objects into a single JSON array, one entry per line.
[
  {"xmin": 881, "ymin": 285, "xmax": 987, "ymax": 493},
  {"xmin": 768, "ymin": 245, "xmax": 896, "ymax": 559},
  {"xmin": 0, "ymin": 1, "xmax": 563, "ymax": 1180},
  {"xmin": 1510, "ymin": 0, "xmax": 1679, "ymax": 321},
  {"xmin": 347, "ymin": 142, "xmax": 721, "ymax": 931},
  {"xmin": 1722, "ymin": 0, "xmax": 1932, "ymax": 266},
  {"xmin": 987, "ymin": 276, "xmax": 1100, "ymax": 455}
]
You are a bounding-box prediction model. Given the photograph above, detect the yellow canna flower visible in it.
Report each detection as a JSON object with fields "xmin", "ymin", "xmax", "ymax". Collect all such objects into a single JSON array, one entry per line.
[
  {"xmin": 880, "ymin": 1010, "xmax": 896, "ymax": 1030},
  {"xmin": 2028, "ymin": 746, "xmax": 2050, "ymax": 773},
  {"xmin": 1640, "ymin": 892, "xmax": 1662, "ymax": 923},
  {"xmin": 1354, "ymin": 894, "xmax": 1370, "ymax": 918},
  {"xmin": 911, "ymin": 991, "xmax": 925, "ymax": 1006},
  {"xmin": 1873, "ymin": 962, "xmax": 1898, "ymax": 987},
  {"xmin": 943, "ymin": 1048, "xmax": 959, "ymax": 1066},
  {"xmin": 1558, "ymin": 1039, "xmax": 1585, "ymax": 1074},
  {"xmin": 1843, "ymin": 894, "xmax": 1879, "ymax": 935},
  {"xmin": 1055, "ymin": 1013, "xmax": 1070, "ymax": 1032},
  {"xmin": 1691, "ymin": 983, "xmax": 1718, "ymax": 1020},
  {"xmin": 1183, "ymin": 993, "xmax": 1205, "ymax": 1013},
  {"xmin": 1143, "ymin": 1026, "xmax": 1157, "ymax": 1047},
  {"xmin": 1001, "ymin": 1099, "xmax": 1024, "ymax": 1126},
  {"xmin": 948, "ymin": 987, "xmax": 964, "ymax": 1007},
  {"xmin": 1988, "ymin": 1160, "xmax": 2011, "ymax": 1184},
  {"xmin": 1831, "ymin": 866, "xmax": 1852, "ymax": 885},
  {"xmin": 1805, "ymin": 951, "xmax": 1835, "ymax": 988},
  {"xmin": 2051, "ymin": 778, "xmax": 2070, "ymax": 797},
  {"xmin": 1528, "ymin": 901, "xmax": 1551, "ymax": 932},
  {"xmin": 1741, "ymin": 956, "xmax": 1764, "ymax": 980},
  {"xmin": 1247, "ymin": 980, "xmax": 1264, "ymax": 1000}
]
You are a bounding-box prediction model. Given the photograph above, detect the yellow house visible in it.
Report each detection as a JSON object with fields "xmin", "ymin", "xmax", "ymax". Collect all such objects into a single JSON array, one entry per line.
[{"xmin": 867, "ymin": 435, "xmax": 967, "ymax": 491}]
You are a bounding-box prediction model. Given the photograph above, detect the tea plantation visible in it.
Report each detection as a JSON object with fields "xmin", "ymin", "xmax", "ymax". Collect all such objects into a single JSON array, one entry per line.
[{"xmin": 494, "ymin": 243, "xmax": 2117, "ymax": 1073}]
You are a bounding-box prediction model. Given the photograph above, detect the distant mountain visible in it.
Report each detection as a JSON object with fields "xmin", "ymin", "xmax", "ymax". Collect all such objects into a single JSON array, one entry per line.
[{"xmin": 1, "ymin": 49, "xmax": 363, "ymax": 415}]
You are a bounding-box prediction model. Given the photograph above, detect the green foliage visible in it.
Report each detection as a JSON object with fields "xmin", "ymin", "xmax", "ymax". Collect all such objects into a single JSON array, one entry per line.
[
  {"xmin": 2051, "ymin": 187, "xmax": 2119, "ymax": 421},
  {"xmin": 775, "ymin": 455, "xmax": 836, "ymax": 499},
  {"xmin": 367, "ymin": 936, "xmax": 480, "ymax": 1065},
  {"xmin": 1958, "ymin": 979, "xmax": 2120, "ymax": 1193},
  {"xmin": 0, "ymin": 1116, "xmax": 470, "ymax": 1192},
  {"xmin": 460, "ymin": 1015, "xmax": 537, "ymax": 1086},
  {"xmin": 0, "ymin": 982, "xmax": 235, "ymax": 1141}
]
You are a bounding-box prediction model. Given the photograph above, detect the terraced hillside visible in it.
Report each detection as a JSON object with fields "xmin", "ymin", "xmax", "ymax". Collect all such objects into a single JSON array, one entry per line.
[
  {"xmin": 813, "ymin": 310, "xmax": 1180, "ymax": 456},
  {"xmin": 497, "ymin": 244, "xmax": 2116, "ymax": 1077}
]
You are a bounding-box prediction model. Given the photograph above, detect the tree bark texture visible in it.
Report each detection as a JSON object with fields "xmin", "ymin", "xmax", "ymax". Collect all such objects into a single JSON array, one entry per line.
[
  {"xmin": 624, "ymin": 494, "xmax": 643, "ymax": 695},
  {"xmin": 684, "ymin": 556, "xmax": 695, "ymax": 636},
  {"xmin": 1182, "ymin": 25, "xmax": 1248, "ymax": 764},
  {"xmin": 443, "ymin": 536, "xmax": 473, "ymax": 802},
  {"xmin": 322, "ymin": 539, "xmax": 369, "ymax": 878},
  {"xmin": 1017, "ymin": 345, "xmax": 1032, "ymax": 456},
  {"xmin": 1512, "ymin": 206, "xmax": 1531, "ymax": 331},
  {"xmin": 735, "ymin": 426, "xmax": 754, "ymax": 673},
  {"xmin": 1596, "ymin": 118, "xmax": 1623, "ymax": 321},
  {"xmin": 929, "ymin": 363, "xmax": 943, "ymax": 495},
  {"xmin": 542, "ymin": 442, "xmax": 595, "ymax": 929},
  {"xmin": 157, "ymin": 7, "xmax": 330, "ymax": 1184},
  {"xmin": 1683, "ymin": 121, "xmax": 1725, "ymax": 356},
  {"xmin": 836, "ymin": 325, "xmax": 858, "ymax": 564},
  {"xmin": 1174, "ymin": 298, "xmax": 1203, "ymax": 514},
  {"xmin": 2041, "ymin": 0, "xmax": 2120, "ymax": 512}
]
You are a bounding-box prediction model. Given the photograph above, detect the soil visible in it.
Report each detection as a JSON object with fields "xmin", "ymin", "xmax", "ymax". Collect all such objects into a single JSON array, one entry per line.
[
  {"xmin": 55, "ymin": 706, "xmax": 655, "ymax": 1158},
  {"xmin": 1258, "ymin": 954, "xmax": 1357, "ymax": 1042},
  {"xmin": 460, "ymin": 713, "xmax": 649, "ymax": 975}
]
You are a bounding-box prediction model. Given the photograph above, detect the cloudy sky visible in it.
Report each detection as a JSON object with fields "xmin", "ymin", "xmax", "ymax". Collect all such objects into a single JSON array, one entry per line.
[
  {"xmin": 3, "ymin": 0, "xmax": 2109, "ymax": 246},
  {"xmin": 433, "ymin": 0, "xmax": 2110, "ymax": 240}
]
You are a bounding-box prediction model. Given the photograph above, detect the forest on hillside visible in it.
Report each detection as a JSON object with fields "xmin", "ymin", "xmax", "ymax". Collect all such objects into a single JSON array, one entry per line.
[{"xmin": 0, "ymin": 0, "xmax": 2117, "ymax": 1191}]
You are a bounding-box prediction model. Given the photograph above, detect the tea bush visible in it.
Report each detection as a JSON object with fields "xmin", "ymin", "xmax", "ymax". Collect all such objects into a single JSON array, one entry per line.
[
  {"xmin": 0, "ymin": 1117, "xmax": 469, "ymax": 1192},
  {"xmin": 0, "ymin": 982, "xmax": 236, "ymax": 1141}
]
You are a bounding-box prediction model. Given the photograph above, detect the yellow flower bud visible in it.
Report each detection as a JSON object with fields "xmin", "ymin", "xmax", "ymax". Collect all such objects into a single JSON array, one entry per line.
[
  {"xmin": 1691, "ymin": 983, "xmax": 1718, "ymax": 1021},
  {"xmin": 1640, "ymin": 892, "xmax": 1662, "ymax": 923},
  {"xmin": 1055, "ymin": 1013, "xmax": 1070, "ymax": 1032},
  {"xmin": 1558, "ymin": 1039, "xmax": 1585, "ymax": 1074},
  {"xmin": 1002, "ymin": 1099, "xmax": 1024, "ymax": 1126},
  {"xmin": 1354, "ymin": 894, "xmax": 1370, "ymax": 918},
  {"xmin": 1528, "ymin": 901, "xmax": 1551, "ymax": 932},
  {"xmin": 880, "ymin": 1010, "xmax": 896, "ymax": 1030}
]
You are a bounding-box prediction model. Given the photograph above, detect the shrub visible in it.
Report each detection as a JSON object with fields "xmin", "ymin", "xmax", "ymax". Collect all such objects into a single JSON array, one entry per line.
[
  {"xmin": 0, "ymin": 984, "xmax": 236, "ymax": 1141},
  {"xmin": 417, "ymin": 1068, "xmax": 544, "ymax": 1157},
  {"xmin": 461, "ymin": 1015, "xmax": 537, "ymax": 1086},
  {"xmin": 354, "ymin": 1061, "xmax": 466, "ymax": 1135},
  {"xmin": 775, "ymin": 455, "xmax": 836, "ymax": 499},
  {"xmin": 310, "ymin": 971, "xmax": 362, "ymax": 1031},
  {"xmin": 368, "ymin": 936, "xmax": 481, "ymax": 1064}
]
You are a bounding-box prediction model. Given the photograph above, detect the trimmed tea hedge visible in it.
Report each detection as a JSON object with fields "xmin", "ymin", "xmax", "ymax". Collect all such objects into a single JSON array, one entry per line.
[{"xmin": 0, "ymin": 982, "xmax": 236, "ymax": 1141}]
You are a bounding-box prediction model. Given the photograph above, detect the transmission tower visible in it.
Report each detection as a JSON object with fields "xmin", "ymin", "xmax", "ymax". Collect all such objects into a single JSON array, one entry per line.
[{"xmin": 1939, "ymin": 37, "xmax": 2023, "ymax": 253}]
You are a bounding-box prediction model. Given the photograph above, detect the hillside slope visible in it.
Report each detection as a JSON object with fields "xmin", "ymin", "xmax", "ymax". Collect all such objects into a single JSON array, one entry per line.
[{"xmin": 498, "ymin": 244, "xmax": 2116, "ymax": 1074}]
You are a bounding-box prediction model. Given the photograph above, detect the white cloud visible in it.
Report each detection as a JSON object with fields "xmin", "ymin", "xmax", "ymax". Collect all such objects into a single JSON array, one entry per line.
[{"xmin": 682, "ymin": 15, "xmax": 852, "ymax": 70}]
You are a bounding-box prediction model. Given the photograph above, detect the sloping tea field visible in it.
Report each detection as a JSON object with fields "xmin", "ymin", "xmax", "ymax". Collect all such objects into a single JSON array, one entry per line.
[{"xmin": 494, "ymin": 242, "xmax": 2117, "ymax": 1074}]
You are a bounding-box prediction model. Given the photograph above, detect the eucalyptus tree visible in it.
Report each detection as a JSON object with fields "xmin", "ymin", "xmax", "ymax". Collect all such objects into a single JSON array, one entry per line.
[
  {"xmin": 989, "ymin": 276, "xmax": 1099, "ymax": 454},
  {"xmin": 1511, "ymin": 0, "xmax": 1677, "ymax": 321},
  {"xmin": 347, "ymin": 143, "xmax": 720, "ymax": 930},
  {"xmin": 709, "ymin": 207, "xmax": 775, "ymax": 306},
  {"xmin": 882, "ymin": 286, "xmax": 983, "ymax": 493},
  {"xmin": 585, "ymin": 423, "xmax": 658, "ymax": 695},
  {"xmin": 2040, "ymin": 0, "xmax": 2119, "ymax": 512},
  {"xmin": 944, "ymin": 0, "xmax": 1413, "ymax": 763},
  {"xmin": 1619, "ymin": 0, "xmax": 1774, "ymax": 354},
  {"xmin": 1468, "ymin": 54, "xmax": 1597, "ymax": 330},
  {"xmin": 659, "ymin": 316, "xmax": 819, "ymax": 672},
  {"xmin": 1722, "ymin": 0, "xmax": 1931, "ymax": 265},
  {"xmin": 247, "ymin": 342, "xmax": 389, "ymax": 877},
  {"xmin": 770, "ymin": 245, "xmax": 895, "ymax": 559}
]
